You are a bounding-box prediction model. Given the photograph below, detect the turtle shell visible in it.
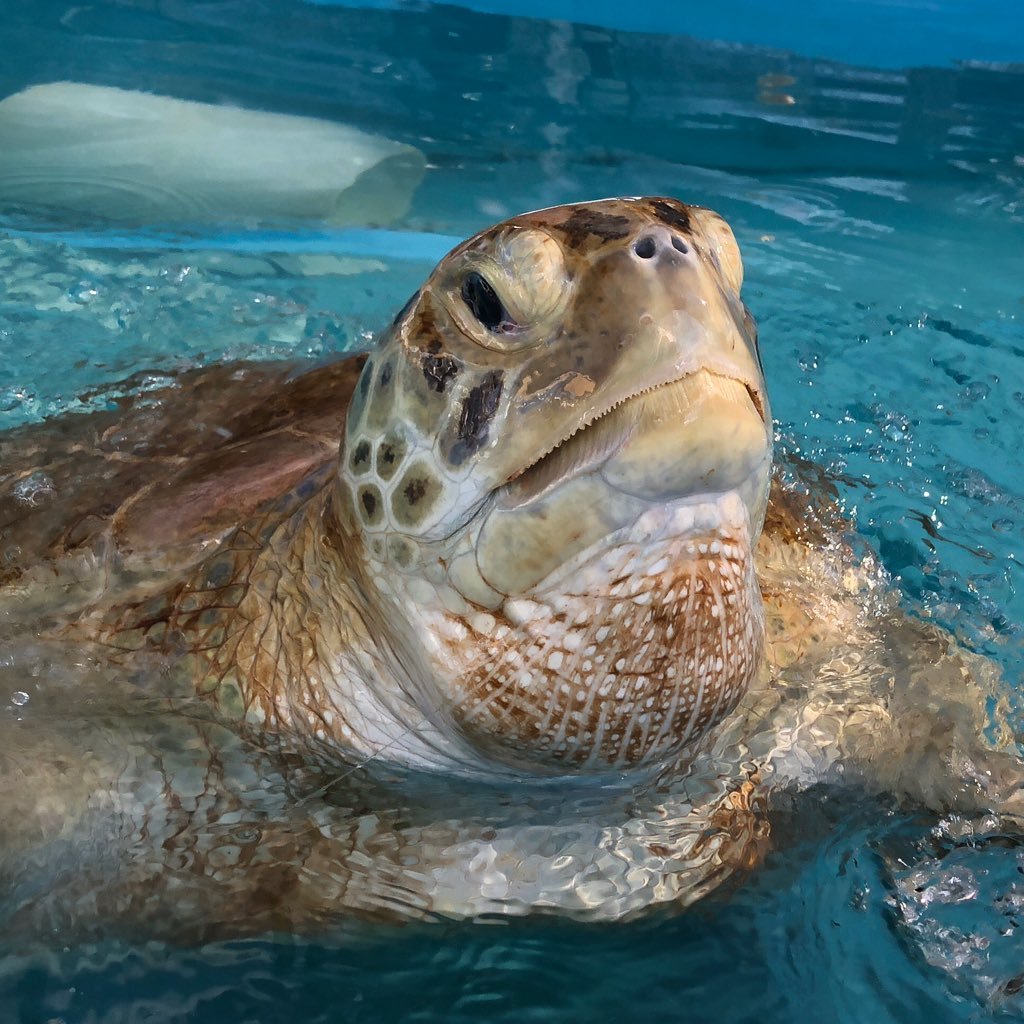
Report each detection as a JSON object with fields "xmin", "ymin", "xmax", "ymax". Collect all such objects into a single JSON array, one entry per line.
[{"xmin": 0, "ymin": 355, "xmax": 365, "ymax": 624}]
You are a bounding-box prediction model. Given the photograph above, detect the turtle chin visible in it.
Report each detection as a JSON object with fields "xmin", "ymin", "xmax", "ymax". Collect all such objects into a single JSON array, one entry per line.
[{"xmin": 469, "ymin": 370, "xmax": 772, "ymax": 599}]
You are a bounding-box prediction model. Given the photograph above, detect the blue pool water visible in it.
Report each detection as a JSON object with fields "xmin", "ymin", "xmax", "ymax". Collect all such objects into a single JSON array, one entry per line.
[{"xmin": 0, "ymin": 1, "xmax": 1023, "ymax": 1020}]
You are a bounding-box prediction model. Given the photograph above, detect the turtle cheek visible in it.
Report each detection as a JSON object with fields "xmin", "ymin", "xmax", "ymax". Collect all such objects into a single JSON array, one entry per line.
[{"xmin": 475, "ymin": 477, "xmax": 645, "ymax": 596}]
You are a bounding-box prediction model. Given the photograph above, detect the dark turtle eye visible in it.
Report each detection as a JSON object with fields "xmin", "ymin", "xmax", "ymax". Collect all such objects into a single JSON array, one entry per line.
[{"xmin": 461, "ymin": 272, "xmax": 513, "ymax": 332}]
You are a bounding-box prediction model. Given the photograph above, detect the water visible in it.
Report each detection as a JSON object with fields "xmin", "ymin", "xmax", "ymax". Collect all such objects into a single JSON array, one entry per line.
[{"xmin": 0, "ymin": 0, "xmax": 1023, "ymax": 1020}]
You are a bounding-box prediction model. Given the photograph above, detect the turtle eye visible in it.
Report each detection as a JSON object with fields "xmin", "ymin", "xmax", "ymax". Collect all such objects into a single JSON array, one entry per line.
[{"xmin": 461, "ymin": 272, "xmax": 515, "ymax": 333}]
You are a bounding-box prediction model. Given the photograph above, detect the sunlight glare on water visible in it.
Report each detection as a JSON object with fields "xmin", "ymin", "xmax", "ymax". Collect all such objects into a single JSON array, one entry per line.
[{"xmin": 0, "ymin": 0, "xmax": 1023, "ymax": 1021}]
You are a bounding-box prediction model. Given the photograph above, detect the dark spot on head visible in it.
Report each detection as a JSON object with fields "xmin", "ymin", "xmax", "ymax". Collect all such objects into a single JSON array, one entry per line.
[
  {"xmin": 376, "ymin": 433, "xmax": 408, "ymax": 481},
  {"xmin": 408, "ymin": 299, "xmax": 438, "ymax": 345},
  {"xmin": 671, "ymin": 236, "xmax": 689, "ymax": 254},
  {"xmin": 648, "ymin": 199, "xmax": 692, "ymax": 235},
  {"xmin": 403, "ymin": 478, "xmax": 427, "ymax": 505},
  {"xmin": 388, "ymin": 535, "xmax": 414, "ymax": 568},
  {"xmin": 359, "ymin": 361, "xmax": 373, "ymax": 401},
  {"xmin": 451, "ymin": 370, "xmax": 504, "ymax": 465},
  {"xmin": 350, "ymin": 439, "xmax": 371, "ymax": 474},
  {"xmin": 422, "ymin": 348, "xmax": 459, "ymax": 394},
  {"xmin": 558, "ymin": 209, "xmax": 632, "ymax": 250},
  {"xmin": 380, "ymin": 362, "xmax": 393, "ymax": 388},
  {"xmin": 358, "ymin": 484, "xmax": 383, "ymax": 525},
  {"xmin": 392, "ymin": 461, "xmax": 441, "ymax": 527}
]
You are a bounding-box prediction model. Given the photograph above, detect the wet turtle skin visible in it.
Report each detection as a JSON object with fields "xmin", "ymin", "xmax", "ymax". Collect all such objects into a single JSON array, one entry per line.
[{"xmin": 0, "ymin": 198, "xmax": 1019, "ymax": 942}]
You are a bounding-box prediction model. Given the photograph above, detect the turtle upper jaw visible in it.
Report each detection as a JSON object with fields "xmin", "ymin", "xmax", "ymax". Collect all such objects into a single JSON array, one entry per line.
[
  {"xmin": 463, "ymin": 367, "xmax": 772, "ymax": 602},
  {"xmin": 498, "ymin": 365, "xmax": 770, "ymax": 510}
]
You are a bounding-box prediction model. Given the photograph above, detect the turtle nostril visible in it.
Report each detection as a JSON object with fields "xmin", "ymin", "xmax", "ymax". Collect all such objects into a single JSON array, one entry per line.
[
  {"xmin": 671, "ymin": 236, "xmax": 689, "ymax": 254},
  {"xmin": 633, "ymin": 235, "xmax": 657, "ymax": 259}
]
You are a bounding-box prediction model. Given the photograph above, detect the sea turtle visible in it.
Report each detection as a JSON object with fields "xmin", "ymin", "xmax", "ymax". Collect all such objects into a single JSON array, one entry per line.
[{"xmin": 0, "ymin": 197, "xmax": 1020, "ymax": 942}]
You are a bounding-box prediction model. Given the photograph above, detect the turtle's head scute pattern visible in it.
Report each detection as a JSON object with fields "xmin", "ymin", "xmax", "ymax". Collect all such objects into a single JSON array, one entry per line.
[{"xmin": 339, "ymin": 196, "xmax": 769, "ymax": 578}]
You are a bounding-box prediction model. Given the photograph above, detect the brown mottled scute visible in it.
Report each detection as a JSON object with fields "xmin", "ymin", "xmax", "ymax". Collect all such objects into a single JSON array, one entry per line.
[
  {"xmin": 0, "ymin": 357, "xmax": 363, "ymax": 622},
  {"xmin": 0, "ymin": 198, "xmax": 1020, "ymax": 940}
]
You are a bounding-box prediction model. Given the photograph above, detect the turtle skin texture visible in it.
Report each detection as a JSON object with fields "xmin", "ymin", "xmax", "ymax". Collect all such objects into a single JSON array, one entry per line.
[{"xmin": 0, "ymin": 198, "xmax": 1019, "ymax": 943}]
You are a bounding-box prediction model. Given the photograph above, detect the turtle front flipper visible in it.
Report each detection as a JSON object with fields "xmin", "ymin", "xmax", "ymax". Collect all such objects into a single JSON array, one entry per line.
[
  {"xmin": 848, "ymin": 608, "xmax": 1024, "ymax": 819},
  {"xmin": 754, "ymin": 467, "xmax": 1023, "ymax": 821},
  {"xmin": 0, "ymin": 688, "xmax": 773, "ymax": 941}
]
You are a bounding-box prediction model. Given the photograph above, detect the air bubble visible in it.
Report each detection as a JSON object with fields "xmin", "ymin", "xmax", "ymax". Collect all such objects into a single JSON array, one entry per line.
[
  {"xmin": 12, "ymin": 471, "xmax": 56, "ymax": 507},
  {"xmin": 960, "ymin": 381, "xmax": 990, "ymax": 402},
  {"xmin": 0, "ymin": 386, "xmax": 35, "ymax": 414},
  {"xmin": 68, "ymin": 279, "xmax": 100, "ymax": 304}
]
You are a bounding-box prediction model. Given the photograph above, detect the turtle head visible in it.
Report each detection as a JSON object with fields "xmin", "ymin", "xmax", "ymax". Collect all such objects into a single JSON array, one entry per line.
[{"xmin": 337, "ymin": 197, "xmax": 772, "ymax": 772}]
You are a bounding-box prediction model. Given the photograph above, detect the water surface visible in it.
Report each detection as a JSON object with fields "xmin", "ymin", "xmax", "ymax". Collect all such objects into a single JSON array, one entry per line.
[{"xmin": 0, "ymin": 1, "xmax": 1023, "ymax": 1020}]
